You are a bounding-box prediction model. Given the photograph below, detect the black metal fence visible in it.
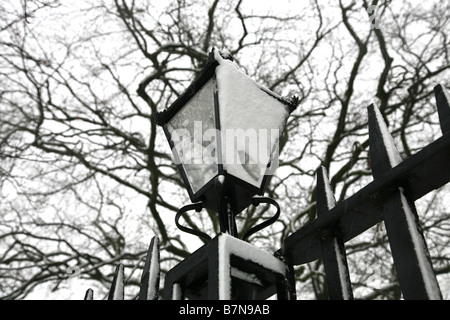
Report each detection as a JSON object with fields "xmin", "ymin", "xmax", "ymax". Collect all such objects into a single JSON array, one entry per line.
[{"xmin": 86, "ymin": 84, "xmax": 450, "ymax": 300}]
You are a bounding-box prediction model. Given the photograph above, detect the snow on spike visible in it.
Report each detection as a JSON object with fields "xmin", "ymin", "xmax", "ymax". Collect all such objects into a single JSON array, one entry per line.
[
  {"xmin": 172, "ymin": 283, "xmax": 183, "ymax": 300},
  {"xmin": 108, "ymin": 264, "xmax": 125, "ymax": 300},
  {"xmin": 381, "ymin": 188, "xmax": 442, "ymax": 299},
  {"xmin": 316, "ymin": 166, "xmax": 336, "ymax": 215},
  {"xmin": 316, "ymin": 166, "xmax": 353, "ymax": 300},
  {"xmin": 84, "ymin": 288, "xmax": 93, "ymax": 300},
  {"xmin": 434, "ymin": 84, "xmax": 450, "ymax": 134},
  {"xmin": 138, "ymin": 236, "xmax": 161, "ymax": 300},
  {"xmin": 396, "ymin": 188, "xmax": 442, "ymax": 299},
  {"xmin": 367, "ymin": 104, "xmax": 403, "ymax": 179},
  {"xmin": 367, "ymin": 105, "xmax": 442, "ymax": 299}
]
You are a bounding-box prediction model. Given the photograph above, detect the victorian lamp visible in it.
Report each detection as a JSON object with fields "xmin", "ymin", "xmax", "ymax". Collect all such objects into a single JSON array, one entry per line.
[{"xmin": 155, "ymin": 48, "xmax": 297, "ymax": 238}]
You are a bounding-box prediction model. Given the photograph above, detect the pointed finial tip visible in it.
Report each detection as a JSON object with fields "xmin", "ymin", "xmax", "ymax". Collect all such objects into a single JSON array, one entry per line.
[
  {"xmin": 434, "ymin": 83, "xmax": 446, "ymax": 92},
  {"xmin": 367, "ymin": 103, "xmax": 376, "ymax": 112},
  {"xmin": 316, "ymin": 165, "xmax": 327, "ymax": 177},
  {"xmin": 84, "ymin": 288, "xmax": 94, "ymax": 300},
  {"xmin": 433, "ymin": 83, "xmax": 450, "ymax": 134},
  {"xmin": 151, "ymin": 235, "xmax": 160, "ymax": 244}
]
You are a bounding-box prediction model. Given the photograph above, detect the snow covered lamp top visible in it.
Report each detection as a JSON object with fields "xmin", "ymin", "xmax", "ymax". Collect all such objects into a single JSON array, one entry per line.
[{"xmin": 155, "ymin": 48, "xmax": 297, "ymax": 215}]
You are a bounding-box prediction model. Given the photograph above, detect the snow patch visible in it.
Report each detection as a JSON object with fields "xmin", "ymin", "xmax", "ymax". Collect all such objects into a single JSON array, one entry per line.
[
  {"xmin": 372, "ymin": 105, "xmax": 403, "ymax": 167},
  {"xmin": 333, "ymin": 238, "xmax": 351, "ymax": 300},
  {"xmin": 111, "ymin": 264, "xmax": 124, "ymax": 300},
  {"xmin": 146, "ymin": 237, "xmax": 160, "ymax": 300},
  {"xmin": 230, "ymin": 267, "xmax": 263, "ymax": 286},
  {"xmin": 219, "ymin": 48, "xmax": 232, "ymax": 60},
  {"xmin": 218, "ymin": 233, "xmax": 287, "ymax": 300},
  {"xmin": 321, "ymin": 167, "xmax": 336, "ymax": 209},
  {"xmin": 441, "ymin": 85, "xmax": 450, "ymax": 105},
  {"xmin": 172, "ymin": 283, "xmax": 182, "ymax": 300},
  {"xmin": 398, "ymin": 187, "xmax": 441, "ymax": 299},
  {"xmin": 214, "ymin": 50, "xmax": 290, "ymax": 187}
]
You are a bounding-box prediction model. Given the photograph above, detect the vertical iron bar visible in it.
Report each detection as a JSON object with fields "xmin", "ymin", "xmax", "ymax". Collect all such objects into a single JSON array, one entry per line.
[
  {"xmin": 108, "ymin": 264, "xmax": 125, "ymax": 300},
  {"xmin": 215, "ymin": 175, "xmax": 228, "ymax": 234},
  {"xmin": 434, "ymin": 84, "xmax": 450, "ymax": 134},
  {"xmin": 84, "ymin": 288, "xmax": 93, "ymax": 300},
  {"xmin": 368, "ymin": 104, "xmax": 442, "ymax": 300},
  {"xmin": 274, "ymin": 251, "xmax": 297, "ymax": 300},
  {"xmin": 171, "ymin": 283, "xmax": 184, "ymax": 300},
  {"xmin": 138, "ymin": 236, "xmax": 160, "ymax": 300},
  {"xmin": 215, "ymin": 175, "xmax": 237, "ymax": 237},
  {"xmin": 225, "ymin": 200, "xmax": 238, "ymax": 237},
  {"xmin": 207, "ymin": 237, "xmax": 221, "ymax": 300},
  {"xmin": 316, "ymin": 166, "xmax": 353, "ymax": 300}
]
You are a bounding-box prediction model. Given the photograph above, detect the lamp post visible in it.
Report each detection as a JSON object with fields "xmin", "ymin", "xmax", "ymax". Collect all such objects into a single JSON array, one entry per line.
[
  {"xmin": 155, "ymin": 48, "xmax": 297, "ymax": 240},
  {"xmin": 84, "ymin": 54, "xmax": 448, "ymax": 301}
]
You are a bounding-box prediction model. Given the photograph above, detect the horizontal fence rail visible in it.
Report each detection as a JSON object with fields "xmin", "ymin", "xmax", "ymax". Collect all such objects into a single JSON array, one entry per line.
[
  {"xmin": 281, "ymin": 84, "xmax": 450, "ymax": 299},
  {"xmin": 282, "ymin": 131, "xmax": 450, "ymax": 265}
]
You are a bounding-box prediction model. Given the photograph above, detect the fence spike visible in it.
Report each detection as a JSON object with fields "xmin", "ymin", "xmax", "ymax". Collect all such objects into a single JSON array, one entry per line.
[
  {"xmin": 108, "ymin": 264, "xmax": 125, "ymax": 300},
  {"xmin": 434, "ymin": 84, "xmax": 450, "ymax": 134},
  {"xmin": 316, "ymin": 166, "xmax": 336, "ymax": 215},
  {"xmin": 368, "ymin": 105, "xmax": 442, "ymax": 299},
  {"xmin": 84, "ymin": 288, "xmax": 94, "ymax": 300},
  {"xmin": 316, "ymin": 166, "xmax": 353, "ymax": 300},
  {"xmin": 380, "ymin": 188, "xmax": 442, "ymax": 299},
  {"xmin": 171, "ymin": 283, "xmax": 183, "ymax": 300},
  {"xmin": 367, "ymin": 104, "xmax": 403, "ymax": 179},
  {"xmin": 138, "ymin": 236, "xmax": 161, "ymax": 300}
]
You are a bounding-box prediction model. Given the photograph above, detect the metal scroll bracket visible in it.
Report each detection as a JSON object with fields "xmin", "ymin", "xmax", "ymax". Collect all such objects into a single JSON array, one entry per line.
[
  {"xmin": 175, "ymin": 202, "xmax": 212, "ymax": 242},
  {"xmin": 175, "ymin": 196, "xmax": 280, "ymax": 243},
  {"xmin": 241, "ymin": 196, "xmax": 281, "ymax": 242}
]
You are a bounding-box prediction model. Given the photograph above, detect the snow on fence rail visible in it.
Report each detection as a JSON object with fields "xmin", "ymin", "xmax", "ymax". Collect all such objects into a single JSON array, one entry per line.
[{"xmin": 84, "ymin": 84, "xmax": 450, "ymax": 300}]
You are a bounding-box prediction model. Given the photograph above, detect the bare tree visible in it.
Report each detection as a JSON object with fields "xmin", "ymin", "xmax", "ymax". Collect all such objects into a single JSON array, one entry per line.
[{"xmin": 0, "ymin": 0, "xmax": 449, "ymax": 299}]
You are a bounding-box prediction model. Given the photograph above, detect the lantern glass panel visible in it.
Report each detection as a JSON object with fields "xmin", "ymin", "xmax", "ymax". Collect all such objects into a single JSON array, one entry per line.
[
  {"xmin": 167, "ymin": 78, "xmax": 218, "ymax": 193},
  {"xmin": 214, "ymin": 56, "xmax": 290, "ymax": 188}
]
